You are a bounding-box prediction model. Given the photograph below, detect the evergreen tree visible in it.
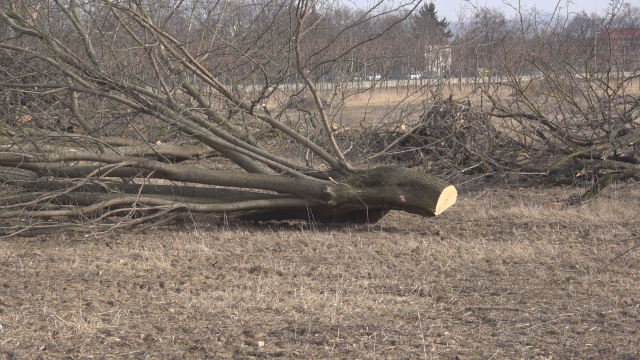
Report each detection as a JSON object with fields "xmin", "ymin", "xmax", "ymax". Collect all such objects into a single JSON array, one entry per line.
[{"xmin": 412, "ymin": 2, "xmax": 452, "ymax": 44}]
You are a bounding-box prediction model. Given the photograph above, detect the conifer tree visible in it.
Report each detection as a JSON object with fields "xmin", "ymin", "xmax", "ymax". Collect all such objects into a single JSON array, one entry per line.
[{"xmin": 412, "ymin": 2, "xmax": 452, "ymax": 44}]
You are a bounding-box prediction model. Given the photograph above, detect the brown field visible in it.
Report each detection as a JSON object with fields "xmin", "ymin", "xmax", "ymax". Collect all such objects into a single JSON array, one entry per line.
[{"xmin": 1, "ymin": 184, "xmax": 639, "ymax": 359}]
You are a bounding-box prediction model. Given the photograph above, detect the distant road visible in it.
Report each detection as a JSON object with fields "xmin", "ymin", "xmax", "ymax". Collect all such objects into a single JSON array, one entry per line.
[
  {"xmin": 242, "ymin": 75, "xmax": 532, "ymax": 93},
  {"xmin": 241, "ymin": 71, "xmax": 637, "ymax": 92}
]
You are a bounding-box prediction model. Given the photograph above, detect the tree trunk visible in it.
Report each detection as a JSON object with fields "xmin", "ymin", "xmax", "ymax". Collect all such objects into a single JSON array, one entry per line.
[
  {"xmin": 0, "ymin": 152, "xmax": 456, "ymax": 223},
  {"xmin": 241, "ymin": 166, "xmax": 457, "ymax": 222}
]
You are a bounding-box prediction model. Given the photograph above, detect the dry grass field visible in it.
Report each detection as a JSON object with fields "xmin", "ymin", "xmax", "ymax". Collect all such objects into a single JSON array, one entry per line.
[{"xmin": 1, "ymin": 184, "xmax": 639, "ymax": 359}]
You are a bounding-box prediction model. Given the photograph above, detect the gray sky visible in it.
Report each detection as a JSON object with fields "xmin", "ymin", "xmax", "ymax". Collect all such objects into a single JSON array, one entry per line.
[{"xmin": 349, "ymin": 0, "xmax": 635, "ymax": 21}]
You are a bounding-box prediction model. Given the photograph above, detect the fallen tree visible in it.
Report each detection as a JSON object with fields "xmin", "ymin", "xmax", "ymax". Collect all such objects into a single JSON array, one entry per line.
[{"xmin": 0, "ymin": 0, "xmax": 456, "ymax": 235}]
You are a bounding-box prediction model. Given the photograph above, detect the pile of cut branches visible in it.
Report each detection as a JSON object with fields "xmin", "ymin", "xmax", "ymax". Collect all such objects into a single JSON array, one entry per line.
[{"xmin": 354, "ymin": 97, "xmax": 525, "ymax": 175}]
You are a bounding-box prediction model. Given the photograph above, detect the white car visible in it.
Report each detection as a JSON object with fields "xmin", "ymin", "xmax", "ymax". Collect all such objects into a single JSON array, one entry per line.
[
  {"xmin": 367, "ymin": 74, "xmax": 382, "ymax": 81},
  {"xmin": 406, "ymin": 72, "xmax": 423, "ymax": 80}
]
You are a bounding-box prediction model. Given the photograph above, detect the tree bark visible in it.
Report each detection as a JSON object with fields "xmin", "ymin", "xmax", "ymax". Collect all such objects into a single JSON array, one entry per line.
[{"xmin": 0, "ymin": 152, "xmax": 456, "ymax": 223}]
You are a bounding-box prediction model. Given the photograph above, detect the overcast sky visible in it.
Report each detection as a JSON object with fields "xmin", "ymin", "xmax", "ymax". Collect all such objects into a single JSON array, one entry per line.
[{"xmin": 348, "ymin": 0, "xmax": 634, "ymax": 21}]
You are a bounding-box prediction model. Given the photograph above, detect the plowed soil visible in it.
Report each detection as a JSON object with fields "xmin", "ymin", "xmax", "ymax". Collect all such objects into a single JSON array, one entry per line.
[{"xmin": 1, "ymin": 186, "xmax": 639, "ymax": 359}]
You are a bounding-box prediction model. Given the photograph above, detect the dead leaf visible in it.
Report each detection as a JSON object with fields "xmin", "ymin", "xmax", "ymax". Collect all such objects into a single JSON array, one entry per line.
[
  {"xmin": 546, "ymin": 202, "xmax": 563, "ymax": 210},
  {"xmin": 19, "ymin": 115, "xmax": 33, "ymax": 123}
]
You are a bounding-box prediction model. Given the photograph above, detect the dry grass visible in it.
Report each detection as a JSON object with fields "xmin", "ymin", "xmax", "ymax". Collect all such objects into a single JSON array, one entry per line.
[
  {"xmin": 341, "ymin": 83, "xmax": 483, "ymax": 107},
  {"xmin": 1, "ymin": 184, "xmax": 639, "ymax": 359}
]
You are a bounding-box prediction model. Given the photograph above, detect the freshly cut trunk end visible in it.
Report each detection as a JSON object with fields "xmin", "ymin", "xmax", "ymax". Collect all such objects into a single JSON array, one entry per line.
[{"xmin": 435, "ymin": 185, "xmax": 457, "ymax": 216}]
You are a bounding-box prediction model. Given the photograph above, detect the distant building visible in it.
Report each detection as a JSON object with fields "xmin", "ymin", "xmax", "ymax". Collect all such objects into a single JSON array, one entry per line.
[
  {"xmin": 598, "ymin": 28, "xmax": 640, "ymax": 51},
  {"xmin": 425, "ymin": 45, "xmax": 452, "ymax": 77},
  {"xmin": 596, "ymin": 28, "xmax": 640, "ymax": 71}
]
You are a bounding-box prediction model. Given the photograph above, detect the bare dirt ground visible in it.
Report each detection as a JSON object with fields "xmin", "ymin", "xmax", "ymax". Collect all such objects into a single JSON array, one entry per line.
[{"xmin": 1, "ymin": 184, "xmax": 639, "ymax": 359}]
